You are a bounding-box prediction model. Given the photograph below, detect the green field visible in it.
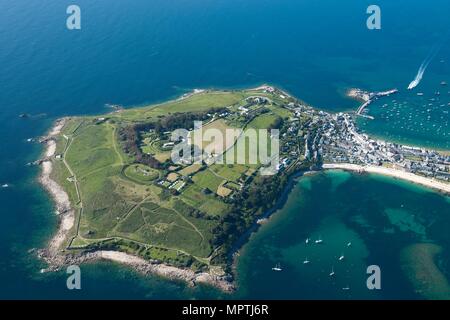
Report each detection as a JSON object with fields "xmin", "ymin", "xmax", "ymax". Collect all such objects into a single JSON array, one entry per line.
[
  {"xmin": 51, "ymin": 87, "xmax": 297, "ymax": 273},
  {"xmin": 248, "ymin": 113, "xmax": 280, "ymax": 129},
  {"xmin": 192, "ymin": 169, "xmax": 225, "ymax": 193},
  {"xmin": 209, "ymin": 164, "xmax": 248, "ymax": 182},
  {"xmin": 116, "ymin": 91, "xmax": 251, "ymax": 122}
]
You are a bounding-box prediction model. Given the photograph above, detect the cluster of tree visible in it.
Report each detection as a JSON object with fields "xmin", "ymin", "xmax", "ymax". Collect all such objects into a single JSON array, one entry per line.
[
  {"xmin": 209, "ymin": 173, "xmax": 292, "ymax": 266},
  {"xmin": 118, "ymin": 107, "xmax": 228, "ymax": 168},
  {"xmin": 269, "ymin": 115, "xmax": 284, "ymax": 130},
  {"xmin": 137, "ymin": 107, "xmax": 227, "ymax": 136},
  {"xmin": 118, "ymin": 125, "xmax": 161, "ymax": 168},
  {"xmin": 210, "ymin": 159, "xmax": 324, "ymax": 266},
  {"xmin": 240, "ymin": 174, "xmax": 288, "ymax": 211}
]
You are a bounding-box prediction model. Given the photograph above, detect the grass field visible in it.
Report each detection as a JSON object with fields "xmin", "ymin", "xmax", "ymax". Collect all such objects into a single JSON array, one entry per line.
[
  {"xmin": 181, "ymin": 183, "xmax": 230, "ymax": 216},
  {"xmin": 179, "ymin": 164, "xmax": 202, "ymax": 176},
  {"xmin": 248, "ymin": 113, "xmax": 280, "ymax": 129},
  {"xmin": 52, "ymin": 88, "xmax": 294, "ymax": 271},
  {"xmin": 192, "ymin": 169, "xmax": 225, "ymax": 193},
  {"xmin": 115, "ymin": 91, "xmax": 250, "ymax": 122},
  {"xmin": 191, "ymin": 119, "xmax": 238, "ymax": 155},
  {"xmin": 209, "ymin": 164, "xmax": 248, "ymax": 182}
]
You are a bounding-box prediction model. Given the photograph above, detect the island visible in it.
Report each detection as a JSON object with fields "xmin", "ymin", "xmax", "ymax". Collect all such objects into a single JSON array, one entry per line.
[{"xmin": 37, "ymin": 86, "xmax": 450, "ymax": 292}]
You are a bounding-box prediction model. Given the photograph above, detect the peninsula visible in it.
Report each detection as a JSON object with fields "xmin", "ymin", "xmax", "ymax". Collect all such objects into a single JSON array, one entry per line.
[{"xmin": 37, "ymin": 86, "xmax": 450, "ymax": 291}]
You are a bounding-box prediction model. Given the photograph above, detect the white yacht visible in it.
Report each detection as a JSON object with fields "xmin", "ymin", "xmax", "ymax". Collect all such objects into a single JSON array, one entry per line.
[
  {"xmin": 338, "ymin": 254, "xmax": 345, "ymax": 261},
  {"xmin": 272, "ymin": 263, "xmax": 282, "ymax": 272},
  {"xmin": 303, "ymin": 258, "xmax": 310, "ymax": 265},
  {"xmin": 329, "ymin": 266, "xmax": 335, "ymax": 277}
]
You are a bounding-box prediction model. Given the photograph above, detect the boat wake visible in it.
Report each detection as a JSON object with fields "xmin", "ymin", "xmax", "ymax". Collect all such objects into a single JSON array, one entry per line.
[{"xmin": 407, "ymin": 39, "xmax": 447, "ymax": 90}]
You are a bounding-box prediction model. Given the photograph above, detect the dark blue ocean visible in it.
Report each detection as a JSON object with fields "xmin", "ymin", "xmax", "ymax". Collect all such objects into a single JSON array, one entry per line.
[{"xmin": 0, "ymin": 0, "xmax": 449, "ymax": 299}]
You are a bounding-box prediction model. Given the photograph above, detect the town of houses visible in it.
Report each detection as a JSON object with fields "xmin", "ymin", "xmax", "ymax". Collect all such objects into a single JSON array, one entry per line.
[{"xmin": 284, "ymin": 102, "xmax": 450, "ymax": 182}]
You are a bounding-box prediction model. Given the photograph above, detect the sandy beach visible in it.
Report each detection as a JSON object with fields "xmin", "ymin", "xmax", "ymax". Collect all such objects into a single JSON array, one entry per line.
[{"xmin": 323, "ymin": 163, "xmax": 450, "ymax": 194}]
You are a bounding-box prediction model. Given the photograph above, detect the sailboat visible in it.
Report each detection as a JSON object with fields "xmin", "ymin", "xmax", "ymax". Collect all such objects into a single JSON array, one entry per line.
[
  {"xmin": 347, "ymin": 242, "xmax": 352, "ymax": 247},
  {"xmin": 272, "ymin": 263, "xmax": 282, "ymax": 272},
  {"xmin": 303, "ymin": 258, "xmax": 310, "ymax": 265},
  {"xmin": 338, "ymin": 254, "xmax": 345, "ymax": 261},
  {"xmin": 315, "ymin": 236, "xmax": 323, "ymax": 244},
  {"xmin": 329, "ymin": 266, "xmax": 335, "ymax": 277},
  {"xmin": 305, "ymin": 238, "xmax": 310, "ymax": 244}
]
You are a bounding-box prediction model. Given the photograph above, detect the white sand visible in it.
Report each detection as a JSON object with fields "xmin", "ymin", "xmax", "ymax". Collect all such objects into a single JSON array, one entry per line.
[{"xmin": 323, "ymin": 163, "xmax": 450, "ymax": 194}]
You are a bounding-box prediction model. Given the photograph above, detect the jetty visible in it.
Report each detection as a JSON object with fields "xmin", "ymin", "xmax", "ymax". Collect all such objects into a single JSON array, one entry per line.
[{"xmin": 349, "ymin": 88, "xmax": 398, "ymax": 119}]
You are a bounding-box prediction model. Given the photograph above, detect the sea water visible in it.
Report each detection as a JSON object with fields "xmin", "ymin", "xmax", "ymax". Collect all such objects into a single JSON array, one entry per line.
[{"xmin": 0, "ymin": 0, "xmax": 449, "ymax": 299}]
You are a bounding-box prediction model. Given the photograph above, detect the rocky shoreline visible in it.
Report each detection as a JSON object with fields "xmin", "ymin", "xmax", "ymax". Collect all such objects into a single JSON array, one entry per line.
[
  {"xmin": 37, "ymin": 249, "xmax": 234, "ymax": 292},
  {"xmin": 38, "ymin": 118, "xmax": 75, "ymax": 257}
]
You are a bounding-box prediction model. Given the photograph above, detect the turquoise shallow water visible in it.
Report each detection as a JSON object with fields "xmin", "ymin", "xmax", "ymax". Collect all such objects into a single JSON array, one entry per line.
[
  {"xmin": 235, "ymin": 171, "xmax": 450, "ymax": 299},
  {"xmin": 0, "ymin": 0, "xmax": 449, "ymax": 299}
]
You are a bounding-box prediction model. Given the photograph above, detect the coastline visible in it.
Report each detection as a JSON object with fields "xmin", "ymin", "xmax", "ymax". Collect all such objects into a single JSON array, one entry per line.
[
  {"xmin": 38, "ymin": 118, "xmax": 76, "ymax": 259},
  {"xmin": 36, "ymin": 87, "xmax": 448, "ymax": 294},
  {"xmin": 322, "ymin": 163, "xmax": 450, "ymax": 195},
  {"xmin": 37, "ymin": 118, "xmax": 234, "ymax": 292},
  {"xmin": 40, "ymin": 249, "xmax": 234, "ymax": 292}
]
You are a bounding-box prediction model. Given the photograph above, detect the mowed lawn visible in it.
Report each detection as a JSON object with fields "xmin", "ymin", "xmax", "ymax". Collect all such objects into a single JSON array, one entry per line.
[
  {"xmin": 191, "ymin": 118, "xmax": 238, "ymax": 153},
  {"xmin": 221, "ymin": 112, "xmax": 280, "ymax": 166},
  {"xmin": 192, "ymin": 169, "xmax": 225, "ymax": 192},
  {"xmin": 209, "ymin": 164, "xmax": 248, "ymax": 182}
]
